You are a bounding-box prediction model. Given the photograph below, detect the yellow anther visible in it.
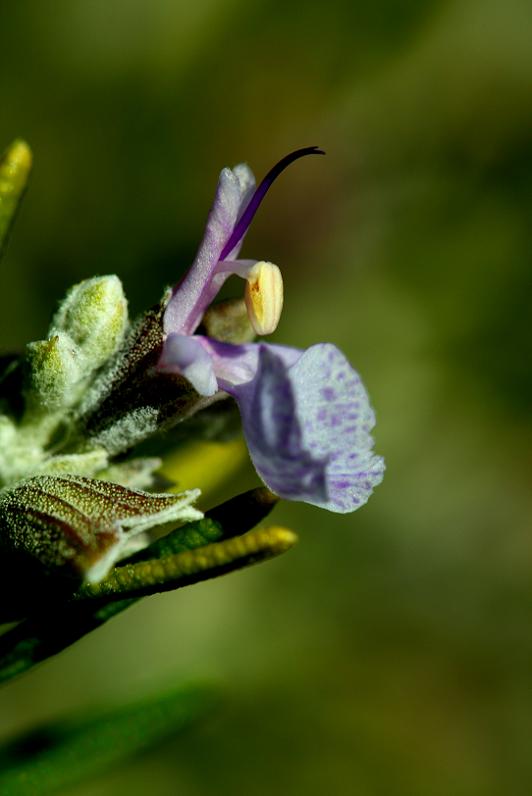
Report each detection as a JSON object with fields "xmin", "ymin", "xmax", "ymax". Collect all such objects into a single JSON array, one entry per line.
[{"xmin": 244, "ymin": 261, "xmax": 284, "ymax": 336}]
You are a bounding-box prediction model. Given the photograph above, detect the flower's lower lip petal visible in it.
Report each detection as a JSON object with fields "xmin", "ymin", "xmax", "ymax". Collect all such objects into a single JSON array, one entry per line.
[
  {"xmin": 158, "ymin": 334, "xmax": 383, "ymax": 512},
  {"xmin": 245, "ymin": 446, "xmax": 330, "ymax": 506},
  {"xmin": 287, "ymin": 343, "xmax": 384, "ymax": 512},
  {"xmin": 227, "ymin": 343, "xmax": 383, "ymax": 512},
  {"xmin": 226, "ymin": 345, "xmax": 329, "ymax": 505}
]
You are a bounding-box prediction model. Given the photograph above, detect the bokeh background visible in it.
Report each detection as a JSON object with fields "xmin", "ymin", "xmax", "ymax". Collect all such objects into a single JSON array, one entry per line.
[{"xmin": 1, "ymin": 0, "xmax": 532, "ymax": 793}]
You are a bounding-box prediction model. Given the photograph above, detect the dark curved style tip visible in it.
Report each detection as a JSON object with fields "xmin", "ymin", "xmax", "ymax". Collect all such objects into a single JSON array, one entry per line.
[{"xmin": 220, "ymin": 147, "xmax": 326, "ymax": 260}]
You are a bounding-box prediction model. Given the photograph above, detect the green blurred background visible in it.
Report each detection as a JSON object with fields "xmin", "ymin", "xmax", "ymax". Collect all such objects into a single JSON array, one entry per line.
[{"xmin": 1, "ymin": 0, "xmax": 532, "ymax": 793}]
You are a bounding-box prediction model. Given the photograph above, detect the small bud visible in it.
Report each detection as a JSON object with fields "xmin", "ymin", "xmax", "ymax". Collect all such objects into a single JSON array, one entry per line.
[
  {"xmin": 51, "ymin": 275, "xmax": 128, "ymax": 370},
  {"xmin": 244, "ymin": 261, "xmax": 284, "ymax": 336},
  {"xmin": 202, "ymin": 298, "xmax": 255, "ymax": 344},
  {"xmin": 24, "ymin": 276, "xmax": 129, "ymax": 415},
  {"xmin": 26, "ymin": 334, "xmax": 80, "ymax": 411}
]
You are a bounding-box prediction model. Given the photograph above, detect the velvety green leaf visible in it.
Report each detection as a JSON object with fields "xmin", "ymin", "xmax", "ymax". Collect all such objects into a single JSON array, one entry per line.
[{"xmin": 0, "ymin": 475, "xmax": 201, "ymax": 611}]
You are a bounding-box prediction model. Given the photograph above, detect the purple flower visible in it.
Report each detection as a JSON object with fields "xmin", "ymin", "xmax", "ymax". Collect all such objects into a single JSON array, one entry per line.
[{"xmin": 159, "ymin": 149, "xmax": 384, "ymax": 513}]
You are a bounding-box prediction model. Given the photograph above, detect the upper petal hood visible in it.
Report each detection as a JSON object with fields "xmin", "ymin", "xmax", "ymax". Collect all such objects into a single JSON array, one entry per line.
[{"xmin": 163, "ymin": 164, "xmax": 255, "ymax": 337}]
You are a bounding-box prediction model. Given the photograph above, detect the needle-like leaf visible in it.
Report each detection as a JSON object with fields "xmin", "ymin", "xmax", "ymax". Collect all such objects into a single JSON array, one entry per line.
[
  {"xmin": 0, "ymin": 682, "xmax": 216, "ymax": 795},
  {"xmin": 0, "ymin": 140, "xmax": 32, "ymax": 260}
]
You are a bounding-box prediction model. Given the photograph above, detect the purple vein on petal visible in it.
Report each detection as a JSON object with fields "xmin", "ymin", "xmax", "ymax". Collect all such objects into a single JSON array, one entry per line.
[{"xmin": 219, "ymin": 146, "xmax": 325, "ymax": 260}]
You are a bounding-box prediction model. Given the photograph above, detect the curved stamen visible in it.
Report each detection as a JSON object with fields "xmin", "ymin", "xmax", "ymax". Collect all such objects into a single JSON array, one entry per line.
[{"xmin": 219, "ymin": 146, "xmax": 325, "ymax": 260}]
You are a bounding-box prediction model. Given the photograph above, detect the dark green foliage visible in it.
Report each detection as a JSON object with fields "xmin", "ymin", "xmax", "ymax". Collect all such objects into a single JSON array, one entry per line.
[
  {"xmin": 0, "ymin": 683, "xmax": 216, "ymax": 795},
  {"xmin": 0, "ymin": 488, "xmax": 288, "ymax": 685}
]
